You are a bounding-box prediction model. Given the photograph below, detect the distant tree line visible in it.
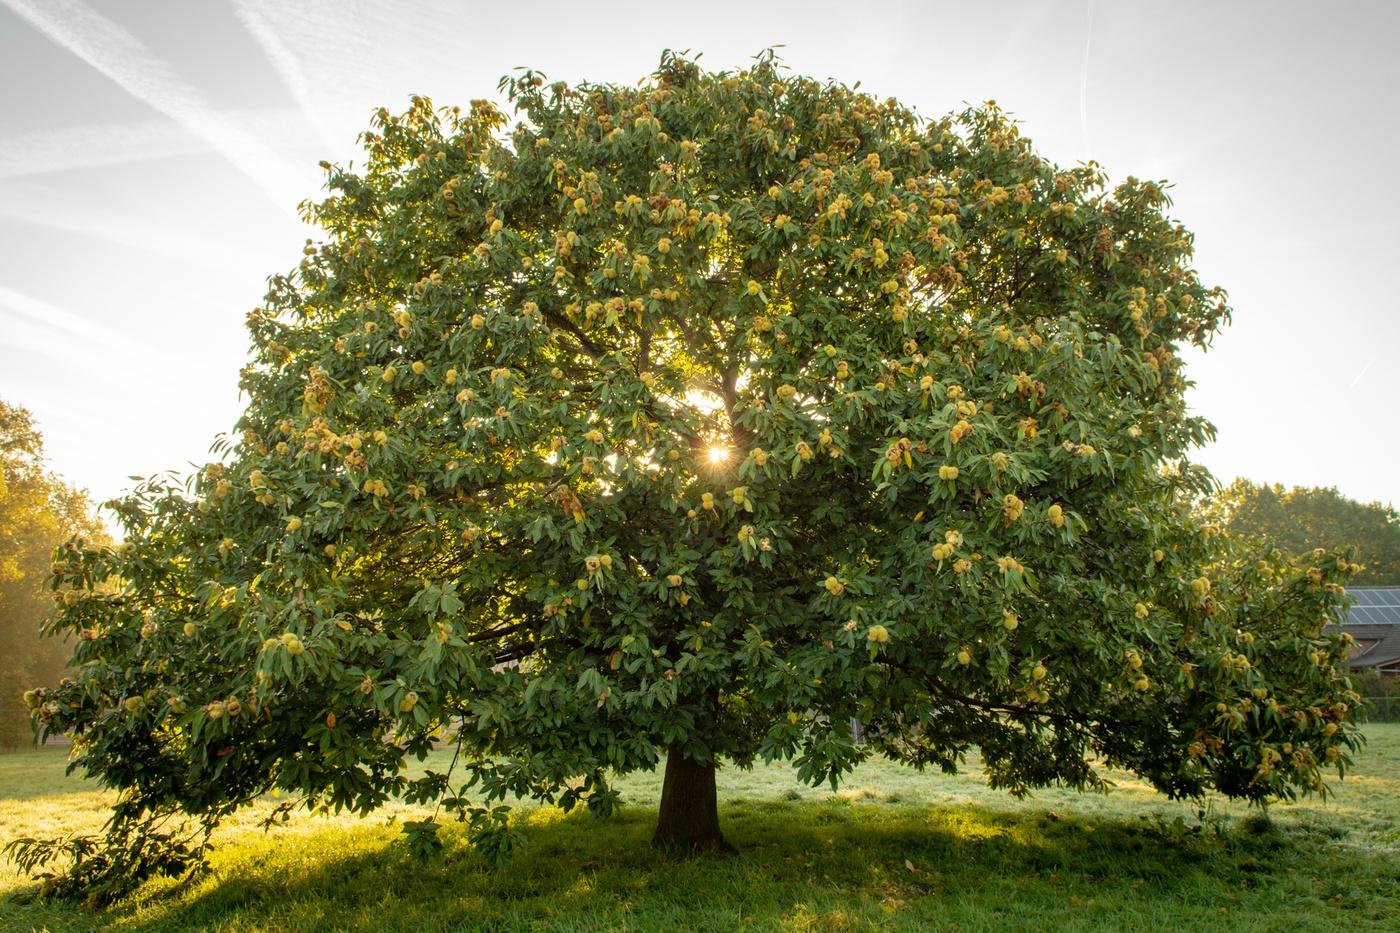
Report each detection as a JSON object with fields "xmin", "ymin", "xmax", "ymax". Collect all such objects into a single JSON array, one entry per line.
[
  {"xmin": 1, "ymin": 399, "xmax": 108, "ymax": 745},
  {"xmin": 1210, "ymin": 478, "xmax": 1400, "ymax": 585}
]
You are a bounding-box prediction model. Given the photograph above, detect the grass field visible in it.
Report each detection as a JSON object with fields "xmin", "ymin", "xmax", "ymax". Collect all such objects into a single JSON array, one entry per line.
[{"xmin": 2, "ymin": 728, "xmax": 1399, "ymax": 931}]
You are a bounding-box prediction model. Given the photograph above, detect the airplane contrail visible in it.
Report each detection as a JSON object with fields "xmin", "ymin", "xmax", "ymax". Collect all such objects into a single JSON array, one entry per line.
[
  {"xmin": 1347, "ymin": 355, "xmax": 1377, "ymax": 391},
  {"xmin": 2, "ymin": 0, "xmax": 311, "ymax": 215},
  {"xmin": 0, "ymin": 284, "xmax": 147, "ymax": 356},
  {"xmin": 231, "ymin": 0, "xmax": 341, "ymax": 153},
  {"xmin": 0, "ymin": 107, "xmax": 307, "ymax": 180}
]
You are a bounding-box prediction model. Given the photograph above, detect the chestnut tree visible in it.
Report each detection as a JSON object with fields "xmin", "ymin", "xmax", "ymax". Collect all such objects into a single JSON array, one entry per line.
[{"xmin": 18, "ymin": 52, "xmax": 1362, "ymax": 901}]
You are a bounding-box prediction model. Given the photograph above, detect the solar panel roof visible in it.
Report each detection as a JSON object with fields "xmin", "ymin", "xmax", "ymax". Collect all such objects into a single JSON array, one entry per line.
[
  {"xmin": 1334, "ymin": 588, "xmax": 1400, "ymax": 669},
  {"xmin": 1345, "ymin": 588, "xmax": 1400, "ymax": 623},
  {"xmin": 1350, "ymin": 587, "xmax": 1400, "ymax": 610},
  {"xmin": 1338, "ymin": 585, "xmax": 1400, "ymax": 622}
]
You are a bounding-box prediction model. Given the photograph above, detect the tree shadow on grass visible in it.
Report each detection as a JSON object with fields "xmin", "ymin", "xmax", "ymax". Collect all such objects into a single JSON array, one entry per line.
[{"xmin": 37, "ymin": 799, "xmax": 1384, "ymax": 932}]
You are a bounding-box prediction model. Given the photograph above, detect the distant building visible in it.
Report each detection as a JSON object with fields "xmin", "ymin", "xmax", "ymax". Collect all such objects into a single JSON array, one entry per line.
[{"xmin": 1336, "ymin": 587, "xmax": 1400, "ymax": 675}]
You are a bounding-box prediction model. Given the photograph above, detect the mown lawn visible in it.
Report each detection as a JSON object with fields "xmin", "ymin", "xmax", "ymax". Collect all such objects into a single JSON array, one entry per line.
[{"xmin": 2, "ymin": 727, "xmax": 1398, "ymax": 931}]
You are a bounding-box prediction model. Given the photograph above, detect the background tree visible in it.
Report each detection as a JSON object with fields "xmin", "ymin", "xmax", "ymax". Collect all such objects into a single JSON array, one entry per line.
[
  {"xmin": 0, "ymin": 400, "xmax": 107, "ymax": 746},
  {"xmin": 1209, "ymin": 478, "xmax": 1400, "ymax": 585},
  {"xmin": 16, "ymin": 53, "xmax": 1361, "ymax": 902}
]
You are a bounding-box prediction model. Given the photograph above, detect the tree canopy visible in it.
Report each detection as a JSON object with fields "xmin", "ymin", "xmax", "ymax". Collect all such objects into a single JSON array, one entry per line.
[
  {"xmin": 0, "ymin": 400, "xmax": 107, "ymax": 746},
  {"xmin": 17, "ymin": 52, "xmax": 1362, "ymax": 902},
  {"xmin": 1209, "ymin": 478, "xmax": 1400, "ymax": 585}
]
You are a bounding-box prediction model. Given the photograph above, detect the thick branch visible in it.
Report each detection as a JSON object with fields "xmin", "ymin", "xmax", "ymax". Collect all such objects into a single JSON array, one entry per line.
[
  {"xmin": 884, "ymin": 658, "xmax": 1128, "ymax": 732},
  {"xmin": 465, "ymin": 618, "xmax": 541, "ymax": 644},
  {"xmin": 493, "ymin": 641, "xmax": 537, "ymax": 665},
  {"xmin": 542, "ymin": 308, "xmax": 608, "ymax": 361}
]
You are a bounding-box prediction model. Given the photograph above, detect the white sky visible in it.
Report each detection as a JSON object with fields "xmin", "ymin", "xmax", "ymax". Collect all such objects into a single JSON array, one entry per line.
[{"xmin": 1, "ymin": 0, "xmax": 1397, "ymax": 516}]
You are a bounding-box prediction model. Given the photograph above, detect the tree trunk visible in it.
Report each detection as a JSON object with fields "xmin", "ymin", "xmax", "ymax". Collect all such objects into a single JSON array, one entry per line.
[{"xmin": 652, "ymin": 746, "xmax": 734, "ymax": 853}]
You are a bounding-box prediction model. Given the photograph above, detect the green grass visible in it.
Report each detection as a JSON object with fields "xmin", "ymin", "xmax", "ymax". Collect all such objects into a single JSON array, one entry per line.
[{"xmin": 3, "ymin": 729, "xmax": 1399, "ymax": 931}]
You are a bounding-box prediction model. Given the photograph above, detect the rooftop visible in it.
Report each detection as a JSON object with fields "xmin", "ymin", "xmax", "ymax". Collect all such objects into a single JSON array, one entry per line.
[{"xmin": 1337, "ymin": 587, "xmax": 1400, "ymax": 672}]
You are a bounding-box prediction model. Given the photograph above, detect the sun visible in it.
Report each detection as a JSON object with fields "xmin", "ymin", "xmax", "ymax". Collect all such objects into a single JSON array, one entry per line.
[{"xmin": 707, "ymin": 445, "xmax": 729, "ymax": 464}]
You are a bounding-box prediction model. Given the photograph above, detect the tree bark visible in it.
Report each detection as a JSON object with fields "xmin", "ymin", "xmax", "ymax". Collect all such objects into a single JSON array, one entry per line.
[{"xmin": 651, "ymin": 746, "xmax": 734, "ymax": 853}]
